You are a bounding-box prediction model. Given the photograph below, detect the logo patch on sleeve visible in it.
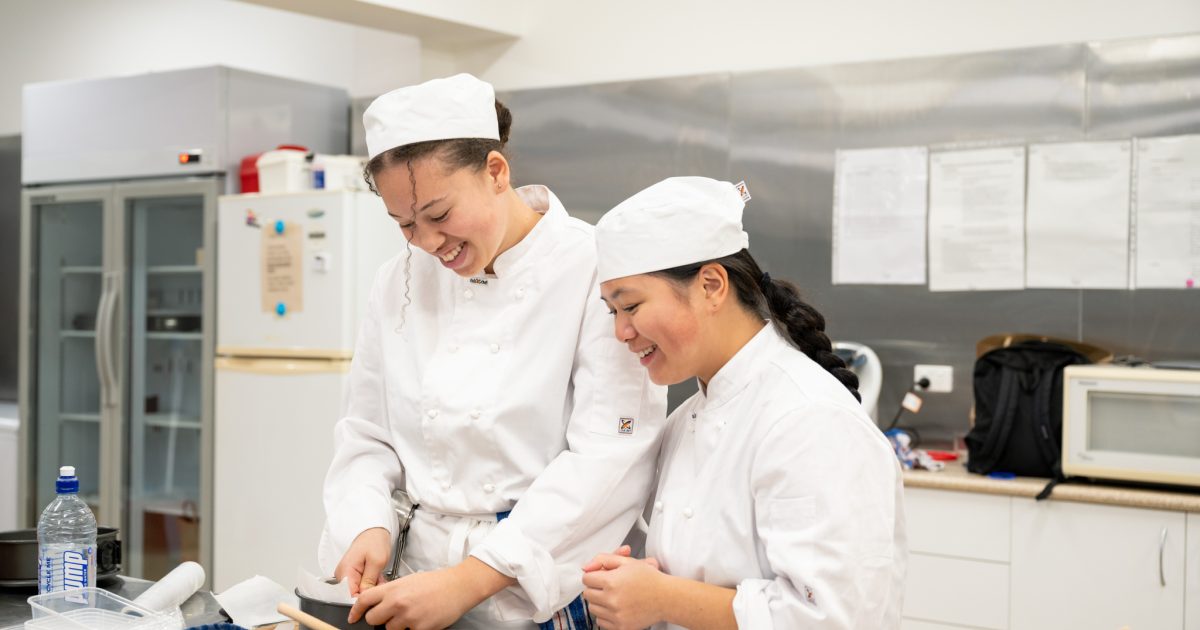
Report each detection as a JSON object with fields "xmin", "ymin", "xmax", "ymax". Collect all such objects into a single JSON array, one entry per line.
[{"xmin": 618, "ymin": 417, "xmax": 635, "ymax": 435}]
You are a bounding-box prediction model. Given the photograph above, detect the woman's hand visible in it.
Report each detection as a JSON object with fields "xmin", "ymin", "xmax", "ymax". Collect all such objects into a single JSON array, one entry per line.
[
  {"xmin": 348, "ymin": 557, "xmax": 514, "ymax": 630},
  {"xmin": 334, "ymin": 527, "xmax": 392, "ymax": 596},
  {"xmin": 582, "ymin": 547, "xmax": 669, "ymax": 630}
]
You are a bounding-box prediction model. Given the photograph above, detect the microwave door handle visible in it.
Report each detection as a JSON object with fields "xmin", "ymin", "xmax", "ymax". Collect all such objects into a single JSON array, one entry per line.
[{"xmin": 1159, "ymin": 527, "xmax": 1167, "ymax": 587}]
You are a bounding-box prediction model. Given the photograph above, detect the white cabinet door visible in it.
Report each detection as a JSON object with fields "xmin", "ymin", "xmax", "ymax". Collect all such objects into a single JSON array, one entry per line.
[
  {"xmin": 1011, "ymin": 499, "xmax": 1185, "ymax": 630},
  {"xmin": 904, "ymin": 554, "xmax": 1009, "ymax": 629},
  {"xmin": 1187, "ymin": 513, "xmax": 1200, "ymax": 630}
]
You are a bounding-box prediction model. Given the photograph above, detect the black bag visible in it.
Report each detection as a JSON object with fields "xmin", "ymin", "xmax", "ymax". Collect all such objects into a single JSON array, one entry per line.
[{"xmin": 966, "ymin": 341, "xmax": 1090, "ymax": 496}]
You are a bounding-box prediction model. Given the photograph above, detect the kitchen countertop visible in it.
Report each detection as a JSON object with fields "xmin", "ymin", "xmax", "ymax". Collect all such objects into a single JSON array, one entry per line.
[
  {"xmin": 0, "ymin": 576, "xmax": 227, "ymax": 629},
  {"xmin": 904, "ymin": 459, "xmax": 1200, "ymax": 513}
]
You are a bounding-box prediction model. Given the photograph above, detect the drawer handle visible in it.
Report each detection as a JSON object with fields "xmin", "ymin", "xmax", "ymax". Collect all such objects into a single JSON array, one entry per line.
[{"xmin": 1159, "ymin": 527, "xmax": 1167, "ymax": 587}]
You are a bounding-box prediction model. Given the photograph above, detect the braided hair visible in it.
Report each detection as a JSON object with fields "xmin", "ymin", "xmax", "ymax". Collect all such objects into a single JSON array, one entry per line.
[{"xmin": 652, "ymin": 249, "xmax": 861, "ymax": 401}]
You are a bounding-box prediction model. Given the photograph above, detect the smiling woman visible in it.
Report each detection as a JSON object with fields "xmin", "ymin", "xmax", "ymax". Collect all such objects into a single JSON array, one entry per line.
[
  {"xmin": 587, "ymin": 177, "xmax": 905, "ymax": 630},
  {"xmin": 317, "ymin": 74, "xmax": 667, "ymax": 630}
]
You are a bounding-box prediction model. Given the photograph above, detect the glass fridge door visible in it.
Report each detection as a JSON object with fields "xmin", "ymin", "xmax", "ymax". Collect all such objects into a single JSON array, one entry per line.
[
  {"xmin": 23, "ymin": 187, "xmax": 112, "ymax": 523},
  {"xmin": 117, "ymin": 180, "xmax": 216, "ymax": 580}
]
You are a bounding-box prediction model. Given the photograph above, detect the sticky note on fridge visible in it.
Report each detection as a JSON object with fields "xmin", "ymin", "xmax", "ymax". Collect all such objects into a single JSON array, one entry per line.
[{"xmin": 261, "ymin": 225, "xmax": 304, "ymax": 314}]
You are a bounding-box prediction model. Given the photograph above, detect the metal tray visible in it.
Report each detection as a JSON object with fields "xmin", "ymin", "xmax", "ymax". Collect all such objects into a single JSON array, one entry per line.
[{"xmin": 0, "ymin": 528, "xmax": 121, "ymax": 588}]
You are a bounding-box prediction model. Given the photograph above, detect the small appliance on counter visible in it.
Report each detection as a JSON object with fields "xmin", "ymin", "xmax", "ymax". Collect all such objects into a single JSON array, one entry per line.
[{"xmin": 1062, "ymin": 364, "xmax": 1200, "ymax": 488}]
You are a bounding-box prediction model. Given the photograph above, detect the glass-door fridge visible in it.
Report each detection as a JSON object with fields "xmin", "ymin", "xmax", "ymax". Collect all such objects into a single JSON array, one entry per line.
[
  {"xmin": 20, "ymin": 65, "xmax": 352, "ymax": 585},
  {"xmin": 20, "ymin": 179, "xmax": 217, "ymax": 580},
  {"xmin": 21, "ymin": 186, "xmax": 113, "ymax": 523}
]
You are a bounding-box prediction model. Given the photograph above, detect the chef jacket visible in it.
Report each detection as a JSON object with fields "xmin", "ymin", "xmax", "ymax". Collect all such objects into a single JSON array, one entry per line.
[
  {"xmin": 647, "ymin": 323, "xmax": 906, "ymax": 629},
  {"xmin": 319, "ymin": 185, "xmax": 667, "ymax": 623}
]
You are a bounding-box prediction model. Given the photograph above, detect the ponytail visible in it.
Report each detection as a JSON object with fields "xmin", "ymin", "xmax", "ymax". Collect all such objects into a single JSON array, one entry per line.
[{"xmin": 653, "ymin": 250, "xmax": 861, "ymax": 402}]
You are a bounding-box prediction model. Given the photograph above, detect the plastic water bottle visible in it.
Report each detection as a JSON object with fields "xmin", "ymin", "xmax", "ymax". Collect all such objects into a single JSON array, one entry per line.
[{"xmin": 37, "ymin": 466, "xmax": 97, "ymax": 595}]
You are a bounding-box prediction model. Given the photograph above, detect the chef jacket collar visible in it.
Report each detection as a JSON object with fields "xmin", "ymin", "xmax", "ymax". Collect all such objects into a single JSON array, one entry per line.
[
  {"xmin": 696, "ymin": 321, "xmax": 779, "ymax": 411},
  {"xmin": 487, "ymin": 185, "xmax": 565, "ymax": 279}
]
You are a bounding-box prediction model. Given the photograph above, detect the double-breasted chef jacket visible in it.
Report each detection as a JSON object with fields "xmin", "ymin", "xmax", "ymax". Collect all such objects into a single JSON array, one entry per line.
[{"xmin": 319, "ymin": 185, "xmax": 668, "ymax": 625}]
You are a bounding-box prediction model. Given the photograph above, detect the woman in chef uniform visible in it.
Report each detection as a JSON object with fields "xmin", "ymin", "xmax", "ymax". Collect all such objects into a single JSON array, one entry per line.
[
  {"xmin": 319, "ymin": 74, "xmax": 667, "ymax": 630},
  {"xmin": 581, "ymin": 177, "xmax": 906, "ymax": 629}
]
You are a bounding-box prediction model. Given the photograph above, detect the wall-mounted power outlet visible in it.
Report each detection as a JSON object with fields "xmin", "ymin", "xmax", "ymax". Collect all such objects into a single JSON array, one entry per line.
[{"xmin": 914, "ymin": 364, "xmax": 954, "ymax": 393}]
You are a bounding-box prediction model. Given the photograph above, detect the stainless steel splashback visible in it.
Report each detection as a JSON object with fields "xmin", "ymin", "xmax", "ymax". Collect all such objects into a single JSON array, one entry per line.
[
  {"xmin": 500, "ymin": 32, "xmax": 1200, "ymax": 443},
  {"xmin": 0, "ymin": 135, "xmax": 19, "ymax": 400}
]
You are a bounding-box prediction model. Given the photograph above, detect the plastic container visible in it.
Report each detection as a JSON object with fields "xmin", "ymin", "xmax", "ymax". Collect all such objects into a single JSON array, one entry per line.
[
  {"xmin": 27, "ymin": 588, "xmax": 176, "ymax": 630},
  {"xmin": 256, "ymin": 148, "xmax": 313, "ymax": 194},
  {"xmin": 38, "ymin": 467, "xmax": 96, "ymax": 595},
  {"xmin": 312, "ymin": 155, "xmax": 367, "ymax": 191},
  {"xmin": 238, "ymin": 153, "xmax": 262, "ymax": 193}
]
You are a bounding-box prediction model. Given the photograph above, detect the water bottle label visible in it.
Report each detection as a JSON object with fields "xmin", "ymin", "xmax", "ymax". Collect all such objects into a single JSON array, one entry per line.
[
  {"xmin": 63, "ymin": 549, "xmax": 90, "ymax": 594},
  {"xmin": 39, "ymin": 545, "xmax": 95, "ymax": 597}
]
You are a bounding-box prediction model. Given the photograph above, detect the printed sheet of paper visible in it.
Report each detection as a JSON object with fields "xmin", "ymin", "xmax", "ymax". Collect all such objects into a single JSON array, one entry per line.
[
  {"xmin": 261, "ymin": 225, "xmax": 304, "ymax": 313},
  {"xmin": 1026, "ymin": 141, "xmax": 1132, "ymax": 289},
  {"xmin": 832, "ymin": 146, "xmax": 928, "ymax": 285},
  {"xmin": 928, "ymin": 147, "xmax": 1027, "ymax": 291},
  {"xmin": 1133, "ymin": 135, "xmax": 1200, "ymax": 289}
]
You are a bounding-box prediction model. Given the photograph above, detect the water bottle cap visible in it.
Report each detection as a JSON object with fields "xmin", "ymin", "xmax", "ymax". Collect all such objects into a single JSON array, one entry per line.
[{"xmin": 57, "ymin": 465, "xmax": 79, "ymax": 493}]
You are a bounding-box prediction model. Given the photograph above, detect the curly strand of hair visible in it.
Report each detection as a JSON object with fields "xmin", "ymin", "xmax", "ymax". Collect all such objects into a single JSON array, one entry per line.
[{"xmin": 394, "ymin": 158, "xmax": 418, "ymax": 330}]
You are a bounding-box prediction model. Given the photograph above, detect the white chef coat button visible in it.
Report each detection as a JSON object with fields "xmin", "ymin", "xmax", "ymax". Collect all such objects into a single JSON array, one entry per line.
[
  {"xmin": 682, "ymin": 507, "xmax": 694, "ymax": 519},
  {"xmin": 441, "ymin": 481, "xmax": 450, "ymax": 490},
  {"xmin": 470, "ymin": 409, "xmax": 481, "ymax": 419},
  {"xmin": 427, "ymin": 409, "xmax": 439, "ymax": 419},
  {"xmin": 464, "ymin": 288, "xmax": 474, "ymax": 300},
  {"xmin": 490, "ymin": 343, "xmax": 500, "ymax": 353},
  {"xmin": 653, "ymin": 501, "xmax": 663, "ymax": 513},
  {"xmin": 691, "ymin": 412, "xmax": 697, "ymax": 420},
  {"xmin": 516, "ymin": 288, "xmax": 525, "ymax": 300},
  {"xmin": 448, "ymin": 344, "xmax": 458, "ymax": 353},
  {"xmin": 483, "ymin": 483, "xmax": 495, "ymax": 493}
]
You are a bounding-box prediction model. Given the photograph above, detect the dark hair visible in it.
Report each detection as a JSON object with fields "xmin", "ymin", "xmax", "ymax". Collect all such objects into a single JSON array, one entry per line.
[
  {"xmin": 652, "ymin": 249, "xmax": 861, "ymax": 401},
  {"xmin": 363, "ymin": 99, "xmax": 513, "ymax": 194}
]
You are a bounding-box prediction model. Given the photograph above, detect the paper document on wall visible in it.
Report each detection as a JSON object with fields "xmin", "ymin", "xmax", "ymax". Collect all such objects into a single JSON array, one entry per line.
[
  {"xmin": 1133, "ymin": 135, "xmax": 1200, "ymax": 289},
  {"xmin": 832, "ymin": 146, "xmax": 928, "ymax": 285},
  {"xmin": 261, "ymin": 225, "xmax": 304, "ymax": 313},
  {"xmin": 1026, "ymin": 141, "xmax": 1132, "ymax": 289},
  {"xmin": 928, "ymin": 147, "xmax": 1026, "ymax": 291}
]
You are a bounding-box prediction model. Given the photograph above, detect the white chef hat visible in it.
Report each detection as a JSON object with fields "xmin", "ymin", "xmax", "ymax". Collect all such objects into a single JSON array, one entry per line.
[
  {"xmin": 595, "ymin": 177, "xmax": 751, "ymax": 284},
  {"xmin": 363, "ymin": 73, "xmax": 500, "ymax": 159}
]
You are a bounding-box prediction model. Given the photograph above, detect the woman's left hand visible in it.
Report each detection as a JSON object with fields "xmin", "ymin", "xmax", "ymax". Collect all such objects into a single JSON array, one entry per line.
[
  {"xmin": 347, "ymin": 566, "xmax": 478, "ymax": 630},
  {"xmin": 582, "ymin": 551, "xmax": 669, "ymax": 630}
]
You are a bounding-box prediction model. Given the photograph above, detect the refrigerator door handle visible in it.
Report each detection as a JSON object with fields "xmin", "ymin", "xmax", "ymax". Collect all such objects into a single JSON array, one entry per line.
[
  {"xmin": 94, "ymin": 277, "xmax": 114, "ymax": 407},
  {"xmin": 100, "ymin": 272, "xmax": 121, "ymax": 408}
]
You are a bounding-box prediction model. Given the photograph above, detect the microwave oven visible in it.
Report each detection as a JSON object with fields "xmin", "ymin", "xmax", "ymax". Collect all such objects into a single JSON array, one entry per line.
[{"xmin": 1062, "ymin": 365, "xmax": 1200, "ymax": 488}]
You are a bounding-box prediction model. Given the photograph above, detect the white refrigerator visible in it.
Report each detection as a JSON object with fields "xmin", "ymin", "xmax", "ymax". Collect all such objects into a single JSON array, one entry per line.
[{"xmin": 213, "ymin": 190, "xmax": 398, "ymax": 590}]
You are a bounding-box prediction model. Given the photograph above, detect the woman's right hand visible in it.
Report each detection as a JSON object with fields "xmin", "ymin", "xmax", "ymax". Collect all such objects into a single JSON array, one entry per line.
[{"xmin": 335, "ymin": 527, "xmax": 392, "ymax": 596}]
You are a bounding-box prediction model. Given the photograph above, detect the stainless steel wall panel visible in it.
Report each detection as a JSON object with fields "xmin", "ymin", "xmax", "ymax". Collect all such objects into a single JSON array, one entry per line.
[
  {"xmin": 351, "ymin": 96, "xmax": 373, "ymax": 158},
  {"xmin": 0, "ymin": 135, "xmax": 19, "ymax": 400},
  {"xmin": 497, "ymin": 34, "xmax": 1200, "ymax": 445},
  {"xmin": 728, "ymin": 47, "xmax": 1088, "ymax": 442},
  {"xmin": 1080, "ymin": 35, "xmax": 1200, "ymax": 366},
  {"xmin": 1081, "ymin": 290, "xmax": 1200, "ymax": 362},
  {"xmin": 500, "ymin": 74, "xmax": 731, "ymax": 225},
  {"xmin": 1086, "ymin": 33, "xmax": 1200, "ymax": 138}
]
